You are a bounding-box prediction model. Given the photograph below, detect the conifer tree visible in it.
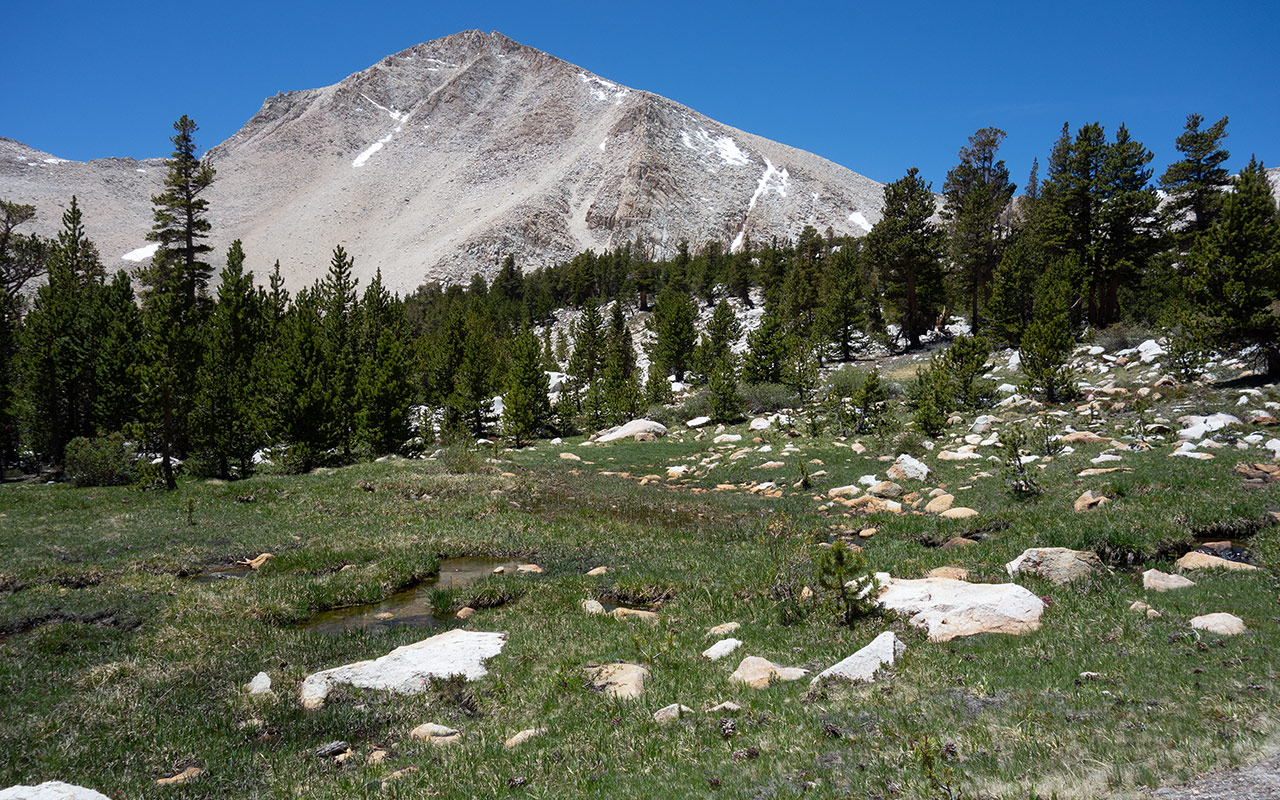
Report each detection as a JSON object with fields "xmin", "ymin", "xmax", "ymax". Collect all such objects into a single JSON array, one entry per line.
[
  {"xmin": 320, "ymin": 245, "xmax": 359, "ymax": 460},
  {"xmin": 707, "ymin": 352, "xmax": 742, "ymax": 423},
  {"xmin": 18, "ymin": 197, "xmax": 104, "ymax": 463},
  {"xmin": 502, "ymin": 326, "xmax": 551, "ymax": 446},
  {"xmin": 0, "ymin": 202, "xmax": 46, "ymax": 466},
  {"xmin": 725, "ymin": 236, "xmax": 754, "ymax": 306},
  {"xmin": 448, "ymin": 310, "xmax": 498, "ymax": 437},
  {"xmin": 817, "ymin": 242, "xmax": 866, "ymax": 362},
  {"xmin": 91, "ymin": 271, "xmax": 142, "ymax": 435},
  {"xmin": 1187, "ymin": 157, "xmax": 1280, "ymax": 374},
  {"xmin": 1019, "ymin": 256, "xmax": 1079, "ymax": 403},
  {"xmin": 867, "ymin": 167, "xmax": 945, "ymax": 349},
  {"xmin": 144, "ymin": 115, "xmax": 215, "ymax": 308},
  {"xmin": 742, "ymin": 314, "xmax": 788, "ymax": 385},
  {"xmin": 192, "ymin": 241, "xmax": 266, "ymax": 478},
  {"xmin": 942, "ymin": 127, "xmax": 1015, "ymax": 331},
  {"xmin": 1160, "ymin": 114, "xmax": 1230, "ymax": 241},
  {"xmin": 272, "ymin": 289, "xmax": 329, "ymax": 472},
  {"xmin": 695, "ymin": 299, "xmax": 741, "ymax": 380},
  {"xmin": 782, "ymin": 226, "xmax": 824, "ymax": 336},
  {"xmin": 566, "ymin": 299, "xmax": 605, "ymax": 408},
  {"xmin": 1096, "ymin": 124, "xmax": 1160, "ymax": 324},
  {"xmin": 137, "ymin": 116, "xmax": 216, "ymax": 489},
  {"xmin": 601, "ymin": 300, "xmax": 640, "ymax": 423},
  {"xmin": 354, "ymin": 269, "xmax": 412, "ymax": 454},
  {"xmin": 647, "ymin": 280, "xmax": 697, "ymax": 381}
]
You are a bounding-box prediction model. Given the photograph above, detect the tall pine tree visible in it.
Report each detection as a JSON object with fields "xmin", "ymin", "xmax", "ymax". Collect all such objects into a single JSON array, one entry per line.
[
  {"xmin": 942, "ymin": 127, "xmax": 1015, "ymax": 331},
  {"xmin": 867, "ymin": 167, "xmax": 945, "ymax": 349}
]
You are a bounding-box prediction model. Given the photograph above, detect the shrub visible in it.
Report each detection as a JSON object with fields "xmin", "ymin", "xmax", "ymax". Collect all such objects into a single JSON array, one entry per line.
[
  {"xmin": 999, "ymin": 424, "xmax": 1041, "ymax": 496},
  {"xmin": 280, "ymin": 442, "xmax": 323, "ymax": 475},
  {"xmin": 708, "ymin": 357, "xmax": 744, "ymax": 423},
  {"xmin": 64, "ymin": 434, "xmax": 136, "ymax": 487},
  {"xmin": 738, "ymin": 382, "xmax": 798, "ymax": 415}
]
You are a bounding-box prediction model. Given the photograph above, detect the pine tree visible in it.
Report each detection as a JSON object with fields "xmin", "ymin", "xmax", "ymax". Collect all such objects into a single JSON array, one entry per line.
[
  {"xmin": 272, "ymin": 289, "xmax": 329, "ymax": 472},
  {"xmin": 725, "ymin": 236, "xmax": 754, "ymax": 306},
  {"xmin": 17, "ymin": 197, "xmax": 104, "ymax": 464},
  {"xmin": 144, "ymin": 115, "xmax": 215, "ymax": 308},
  {"xmin": 782, "ymin": 226, "xmax": 824, "ymax": 336},
  {"xmin": 490, "ymin": 254, "xmax": 524, "ymax": 334},
  {"xmin": 742, "ymin": 314, "xmax": 788, "ymax": 385},
  {"xmin": 356, "ymin": 329, "xmax": 413, "ymax": 455},
  {"xmin": 1159, "ymin": 114, "xmax": 1230, "ymax": 241},
  {"xmin": 192, "ymin": 241, "xmax": 266, "ymax": 478},
  {"xmin": 1187, "ymin": 157, "xmax": 1280, "ymax": 374},
  {"xmin": 942, "ymin": 127, "xmax": 1016, "ymax": 331},
  {"xmin": 867, "ymin": 167, "xmax": 945, "ymax": 349},
  {"xmin": 601, "ymin": 301, "xmax": 640, "ymax": 423},
  {"xmin": 320, "ymin": 245, "xmax": 359, "ymax": 460},
  {"xmin": 707, "ymin": 352, "xmax": 742, "ymax": 423},
  {"xmin": 1019, "ymin": 256, "xmax": 1079, "ymax": 403},
  {"xmin": 695, "ymin": 299, "xmax": 742, "ymax": 380},
  {"xmin": 647, "ymin": 280, "xmax": 698, "ymax": 381},
  {"xmin": 448, "ymin": 310, "xmax": 498, "ymax": 437},
  {"xmin": 566, "ymin": 299, "xmax": 605, "ymax": 408},
  {"xmin": 502, "ymin": 326, "xmax": 551, "ymax": 446},
  {"xmin": 817, "ymin": 242, "xmax": 866, "ymax": 362},
  {"xmin": 91, "ymin": 271, "xmax": 142, "ymax": 435},
  {"xmin": 1095, "ymin": 124, "xmax": 1160, "ymax": 325},
  {"xmin": 136, "ymin": 116, "xmax": 215, "ymax": 489}
]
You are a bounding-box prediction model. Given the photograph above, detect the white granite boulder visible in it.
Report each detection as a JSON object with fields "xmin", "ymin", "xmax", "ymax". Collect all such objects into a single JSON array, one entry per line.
[
  {"xmin": 876, "ymin": 576, "xmax": 1044, "ymax": 642},
  {"xmin": 597, "ymin": 419, "xmax": 668, "ymax": 443},
  {"xmin": 0, "ymin": 784, "xmax": 112, "ymax": 800},
  {"xmin": 300, "ymin": 629, "xmax": 507, "ymax": 709},
  {"xmin": 811, "ymin": 631, "xmax": 905, "ymax": 685},
  {"xmin": 1006, "ymin": 547, "xmax": 1104, "ymax": 585}
]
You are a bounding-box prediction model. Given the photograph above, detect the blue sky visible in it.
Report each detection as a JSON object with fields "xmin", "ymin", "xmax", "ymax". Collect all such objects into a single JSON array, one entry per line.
[{"xmin": 2, "ymin": 0, "xmax": 1276, "ymax": 188}]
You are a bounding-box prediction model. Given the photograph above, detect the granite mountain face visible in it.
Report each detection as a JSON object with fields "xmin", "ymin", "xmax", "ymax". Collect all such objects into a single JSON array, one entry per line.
[{"xmin": 2, "ymin": 30, "xmax": 887, "ymax": 293}]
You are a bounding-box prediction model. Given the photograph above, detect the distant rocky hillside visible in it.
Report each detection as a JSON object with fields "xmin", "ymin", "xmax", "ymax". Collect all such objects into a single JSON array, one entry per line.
[{"xmin": 1, "ymin": 30, "xmax": 886, "ymax": 294}]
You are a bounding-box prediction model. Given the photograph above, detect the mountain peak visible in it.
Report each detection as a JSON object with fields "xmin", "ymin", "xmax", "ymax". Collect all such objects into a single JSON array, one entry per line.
[{"xmin": 2, "ymin": 33, "xmax": 885, "ymax": 293}]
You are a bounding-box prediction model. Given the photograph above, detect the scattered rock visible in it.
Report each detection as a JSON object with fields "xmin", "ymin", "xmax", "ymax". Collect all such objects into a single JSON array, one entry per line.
[
  {"xmin": 1142, "ymin": 569, "xmax": 1196, "ymax": 591},
  {"xmin": 1073, "ymin": 490, "xmax": 1110, "ymax": 512},
  {"xmin": 729, "ymin": 656, "xmax": 810, "ymax": 689},
  {"xmin": 597, "ymin": 419, "xmax": 668, "ymax": 443},
  {"xmin": 585, "ymin": 566, "xmax": 608, "ymax": 576},
  {"xmin": 827, "ymin": 484, "xmax": 861, "ymax": 499},
  {"xmin": 686, "ymin": 416, "xmax": 711, "ymax": 428},
  {"xmin": 701, "ymin": 638, "xmax": 744, "ymax": 661},
  {"xmin": 868, "ymin": 480, "xmax": 903, "ymax": 498},
  {"xmin": 653, "ymin": 703, "xmax": 694, "ymax": 724},
  {"xmin": 707, "ymin": 622, "xmax": 740, "ymax": 637},
  {"xmin": 559, "ymin": 452, "xmax": 581, "ymax": 461},
  {"xmin": 811, "ymin": 631, "xmax": 905, "ymax": 685},
  {"xmin": 758, "ymin": 460, "xmax": 786, "ymax": 469},
  {"xmin": 585, "ymin": 662, "xmax": 649, "ymax": 699},
  {"xmin": 504, "ymin": 728, "xmax": 544, "ymax": 748},
  {"xmin": 611, "ymin": 607, "xmax": 659, "ymax": 623},
  {"xmin": 713, "ymin": 434, "xmax": 742, "ymax": 444},
  {"xmin": 410, "ymin": 723, "xmax": 461, "ymax": 744},
  {"xmin": 667, "ymin": 465, "xmax": 691, "ymax": 478},
  {"xmin": 246, "ymin": 671, "xmax": 272, "ymax": 695},
  {"xmin": 455, "ymin": 606, "xmax": 476, "ymax": 620},
  {"xmin": 708, "ymin": 701, "xmax": 742, "ymax": 713},
  {"xmin": 314, "ymin": 741, "xmax": 350, "ymax": 758},
  {"xmin": 926, "ymin": 566, "xmax": 969, "ymax": 581},
  {"xmin": 581, "ymin": 598, "xmax": 605, "ymax": 615},
  {"xmin": 749, "ymin": 418, "xmax": 772, "ymax": 431},
  {"xmin": 941, "ymin": 536, "xmax": 977, "ymax": 549},
  {"xmin": 1061, "ymin": 431, "xmax": 1111, "ymax": 444},
  {"xmin": 516, "ymin": 563, "xmax": 543, "ymax": 574},
  {"xmin": 300, "ymin": 629, "xmax": 507, "ymax": 709},
  {"xmin": 1189, "ymin": 613, "xmax": 1246, "ymax": 636},
  {"xmin": 1175, "ymin": 552, "xmax": 1259, "ymax": 572},
  {"xmin": 924, "ymin": 493, "xmax": 955, "ymax": 514},
  {"xmin": 1006, "ymin": 547, "xmax": 1104, "ymax": 585},
  {"xmin": 876, "ymin": 576, "xmax": 1045, "ymax": 642},
  {"xmin": 887, "ymin": 454, "xmax": 930, "ymax": 482},
  {"xmin": 939, "ymin": 507, "xmax": 978, "ymax": 520}
]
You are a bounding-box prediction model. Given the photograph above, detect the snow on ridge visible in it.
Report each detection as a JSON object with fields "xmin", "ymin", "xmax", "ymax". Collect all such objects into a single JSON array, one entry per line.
[
  {"xmin": 359, "ymin": 93, "xmax": 405, "ymax": 122},
  {"xmin": 730, "ymin": 157, "xmax": 790, "ymax": 253},
  {"xmin": 848, "ymin": 210, "xmax": 872, "ymax": 231},
  {"xmin": 122, "ymin": 242, "xmax": 159, "ymax": 262},
  {"xmin": 353, "ymin": 125, "xmax": 402, "ymax": 168},
  {"xmin": 579, "ymin": 72, "xmax": 629, "ymax": 104},
  {"xmin": 679, "ymin": 128, "xmax": 750, "ymax": 167}
]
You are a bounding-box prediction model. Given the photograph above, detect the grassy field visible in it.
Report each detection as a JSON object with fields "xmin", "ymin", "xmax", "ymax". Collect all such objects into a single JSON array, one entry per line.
[{"xmin": 2, "ymin": 383, "xmax": 1278, "ymax": 799}]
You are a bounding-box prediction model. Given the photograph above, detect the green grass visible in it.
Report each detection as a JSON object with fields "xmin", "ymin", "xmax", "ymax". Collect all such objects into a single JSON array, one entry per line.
[{"xmin": 2, "ymin": 388, "xmax": 1278, "ymax": 799}]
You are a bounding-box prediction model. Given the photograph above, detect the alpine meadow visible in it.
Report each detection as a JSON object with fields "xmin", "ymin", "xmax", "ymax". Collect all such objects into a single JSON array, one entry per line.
[{"xmin": 2, "ymin": 22, "xmax": 1280, "ymax": 800}]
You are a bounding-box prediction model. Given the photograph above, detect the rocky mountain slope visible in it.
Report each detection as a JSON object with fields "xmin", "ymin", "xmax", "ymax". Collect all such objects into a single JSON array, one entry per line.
[{"xmin": 1, "ymin": 30, "xmax": 887, "ymax": 294}]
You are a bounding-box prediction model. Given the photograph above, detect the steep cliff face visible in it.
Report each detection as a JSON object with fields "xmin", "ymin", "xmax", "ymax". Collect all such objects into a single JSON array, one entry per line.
[{"xmin": 2, "ymin": 30, "xmax": 885, "ymax": 293}]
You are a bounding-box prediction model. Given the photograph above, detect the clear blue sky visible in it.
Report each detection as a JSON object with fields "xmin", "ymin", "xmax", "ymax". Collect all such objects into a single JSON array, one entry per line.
[{"xmin": 2, "ymin": 0, "xmax": 1276, "ymax": 188}]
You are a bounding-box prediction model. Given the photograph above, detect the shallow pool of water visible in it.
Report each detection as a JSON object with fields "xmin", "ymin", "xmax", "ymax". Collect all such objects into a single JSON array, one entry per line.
[{"xmin": 305, "ymin": 557, "xmax": 524, "ymax": 635}]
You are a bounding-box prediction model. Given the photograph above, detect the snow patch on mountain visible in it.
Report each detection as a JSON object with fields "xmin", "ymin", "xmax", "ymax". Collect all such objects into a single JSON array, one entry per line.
[{"xmin": 121, "ymin": 242, "xmax": 159, "ymax": 262}]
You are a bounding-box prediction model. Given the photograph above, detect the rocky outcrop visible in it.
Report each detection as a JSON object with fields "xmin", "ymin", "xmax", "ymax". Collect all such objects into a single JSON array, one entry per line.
[
  {"xmin": 811, "ymin": 631, "xmax": 904, "ymax": 685},
  {"xmin": 876, "ymin": 576, "xmax": 1044, "ymax": 642}
]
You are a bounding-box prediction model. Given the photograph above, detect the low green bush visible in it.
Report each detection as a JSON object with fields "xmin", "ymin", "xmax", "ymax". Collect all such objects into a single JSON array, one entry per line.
[{"xmin": 64, "ymin": 433, "xmax": 136, "ymax": 487}]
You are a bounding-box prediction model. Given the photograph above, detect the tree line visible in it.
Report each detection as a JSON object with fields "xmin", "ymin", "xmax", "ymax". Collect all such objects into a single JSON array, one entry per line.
[{"xmin": 0, "ymin": 113, "xmax": 1276, "ymax": 481}]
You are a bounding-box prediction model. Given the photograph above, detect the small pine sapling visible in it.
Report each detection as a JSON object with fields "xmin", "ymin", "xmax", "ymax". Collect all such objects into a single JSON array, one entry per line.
[{"xmin": 815, "ymin": 540, "xmax": 880, "ymax": 627}]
